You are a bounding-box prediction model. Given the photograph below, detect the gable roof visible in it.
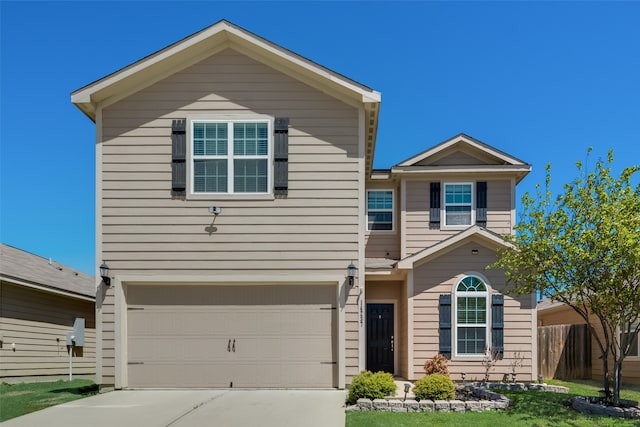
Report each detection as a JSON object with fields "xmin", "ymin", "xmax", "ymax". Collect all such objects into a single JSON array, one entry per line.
[
  {"xmin": 396, "ymin": 225, "xmax": 513, "ymax": 269},
  {"xmin": 0, "ymin": 244, "xmax": 95, "ymax": 301},
  {"xmin": 392, "ymin": 133, "xmax": 531, "ymax": 183},
  {"xmin": 71, "ymin": 19, "xmax": 381, "ymax": 177}
]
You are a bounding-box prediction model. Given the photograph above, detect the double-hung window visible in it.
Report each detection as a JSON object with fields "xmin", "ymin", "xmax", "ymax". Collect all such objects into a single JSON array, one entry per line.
[
  {"xmin": 444, "ymin": 183, "xmax": 473, "ymax": 226},
  {"xmin": 192, "ymin": 120, "xmax": 270, "ymax": 194},
  {"xmin": 455, "ymin": 276, "xmax": 488, "ymax": 355},
  {"xmin": 367, "ymin": 190, "xmax": 393, "ymax": 231}
]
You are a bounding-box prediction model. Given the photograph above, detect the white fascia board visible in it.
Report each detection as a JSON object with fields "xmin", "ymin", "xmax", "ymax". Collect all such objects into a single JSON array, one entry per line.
[
  {"xmin": 396, "ymin": 226, "xmax": 513, "ymax": 269},
  {"xmin": 391, "ymin": 165, "xmax": 532, "ymax": 174},
  {"xmin": 397, "ymin": 135, "xmax": 528, "ymax": 167},
  {"xmin": 72, "ymin": 21, "xmax": 380, "ymax": 120},
  {"xmin": 0, "ymin": 276, "xmax": 95, "ymax": 302}
]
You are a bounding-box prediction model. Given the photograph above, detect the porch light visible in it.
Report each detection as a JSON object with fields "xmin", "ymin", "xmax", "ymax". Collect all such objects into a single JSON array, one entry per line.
[
  {"xmin": 99, "ymin": 261, "xmax": 111, "ymax": 286},
  {"xmin": 347, "ymin": 262, "xmax": 357, "ymax": 287}
]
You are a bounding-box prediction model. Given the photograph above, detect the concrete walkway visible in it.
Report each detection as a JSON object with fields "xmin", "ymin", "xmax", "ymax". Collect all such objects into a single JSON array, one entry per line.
[{"xmin": 2, "ymin": 389, "xmax": 347, "ymax": 427}]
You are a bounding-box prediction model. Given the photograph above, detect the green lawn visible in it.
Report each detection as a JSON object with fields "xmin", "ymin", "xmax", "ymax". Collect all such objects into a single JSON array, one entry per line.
[
  {"xmin": 0, "ymin": 379, "xmax": 98, "ymax": 422},
  {"xmin": 346, "ymin": 380, "xmax": 640, "ymax": 427}
]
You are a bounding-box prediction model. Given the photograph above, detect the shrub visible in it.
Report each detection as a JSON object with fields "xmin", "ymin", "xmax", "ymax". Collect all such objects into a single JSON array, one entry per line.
[
  {"xmin": 423, "ymin": 354, "xmax": 450, "ymax": 376},
  {"xmin": 412, "ymin": 373, "xmax": 455, "ymax": 401},
  {"xmin": 346, "ymin": 370, "xmax": 396, "ymax": 404}
]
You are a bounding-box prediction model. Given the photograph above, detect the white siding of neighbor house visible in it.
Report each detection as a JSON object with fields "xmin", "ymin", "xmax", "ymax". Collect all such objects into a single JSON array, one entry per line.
[
  {"xmin": 411, "ymin": 242, "xmax": 534, "ymax": 381},
  {"xmin": 97, "ymin": 48, "xmax": 362, "ymax": 386},
  {"xmin": 0, "ymin": 282, "xmax": 96, "ymax": 381}
]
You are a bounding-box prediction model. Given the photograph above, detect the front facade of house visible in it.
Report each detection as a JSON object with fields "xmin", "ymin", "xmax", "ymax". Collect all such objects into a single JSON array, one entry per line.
[{"xmin": 72, "ymin": 20, "xmax": 535, "ymax": 389}]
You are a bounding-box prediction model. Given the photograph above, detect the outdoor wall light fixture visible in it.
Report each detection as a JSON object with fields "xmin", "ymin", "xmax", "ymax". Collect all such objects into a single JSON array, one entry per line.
[
  {"xmin": 347, "ymin": 262, "xmax": 357, "ymax": 287},
  {"xmin": 99, "ymin": 262, "xmax": 111, "ymax": 286}
]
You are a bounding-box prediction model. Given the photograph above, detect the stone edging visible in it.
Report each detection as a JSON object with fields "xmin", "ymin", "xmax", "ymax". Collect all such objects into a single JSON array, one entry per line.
[
  {"xmin": 346, "ymin": 383, "xmax": 571, "ymax": 414},
  {"xmin": 346, "ymin": 385, "xmax": 509, "ymax": 413},
  {"xmin": 571, "ymin": 397, "xmax": 640, "ymax": 419}
]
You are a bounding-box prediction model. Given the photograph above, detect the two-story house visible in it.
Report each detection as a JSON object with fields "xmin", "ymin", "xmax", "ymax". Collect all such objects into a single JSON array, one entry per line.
[{"xmin": 72, "ymin": 20, "xmax": 534, "ymax": 390}]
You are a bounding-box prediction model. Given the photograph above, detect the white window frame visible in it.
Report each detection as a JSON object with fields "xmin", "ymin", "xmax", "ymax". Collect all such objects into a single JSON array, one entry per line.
[
  {"xmin": 187, "ymin": 117, "xmax": 273, "ymax": 198},
  {"xmin": 443, "ymin": 182, "xmax": 474, "ymax": 228},
  {"xmin": 366, "ymin": 189, "xmax": 395, "ymax": 232},
  {"xmin": 453, "ymin": 274, "xmax": 489, "ymax": 358}
]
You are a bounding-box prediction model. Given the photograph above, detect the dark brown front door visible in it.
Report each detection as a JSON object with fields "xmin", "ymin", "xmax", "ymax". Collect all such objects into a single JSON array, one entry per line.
[{"xmin": 366, "ymin": 303, "xmax": 394, "ymax": 374}]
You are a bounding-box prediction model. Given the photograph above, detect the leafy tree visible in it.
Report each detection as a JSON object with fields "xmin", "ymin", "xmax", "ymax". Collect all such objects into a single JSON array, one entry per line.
[{"xmin": 492, "ymin": 149, "xmax": 640, "ymax": 405}]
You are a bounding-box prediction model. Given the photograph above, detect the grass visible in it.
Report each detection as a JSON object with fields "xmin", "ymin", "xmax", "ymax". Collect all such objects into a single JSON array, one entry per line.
[
  {"xmin": 346, "ymin": 379, "xmax": 640, "ymax": 427},
  {"xmin": 0, "ymin": 379, "xmax": 98, "ymax": 422}
]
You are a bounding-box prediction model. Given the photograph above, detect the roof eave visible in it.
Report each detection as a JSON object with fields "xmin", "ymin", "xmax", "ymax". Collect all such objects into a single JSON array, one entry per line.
[
  {"xmin": 71, "ymin": 20, "xmax": 380, "ymax": 122},
  {"xmin": 396, "ymin": 226, "xmax": 513, "ymax": 269}
]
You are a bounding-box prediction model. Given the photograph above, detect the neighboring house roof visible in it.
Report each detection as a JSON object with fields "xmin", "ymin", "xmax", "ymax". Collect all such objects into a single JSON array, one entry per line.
[
  {"xmin": 0, "ymin": 244, "xmax": 95, "ymax": 301},
  {"xmin": 71, "ymin": 19, "xmax": 382, "ymax": 177},
  {"xmin": 396, "ymin": 225, "xmax": 513, "ymax": 269},
  {"xmin": 392, "ymin": 133, "xmax": 531, "ymax": 183}
]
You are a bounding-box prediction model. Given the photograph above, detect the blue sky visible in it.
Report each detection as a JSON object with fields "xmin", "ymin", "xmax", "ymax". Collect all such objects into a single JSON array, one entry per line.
[{"xmin": 1, "ymin": 1, "xmax": 639, "ymax": 276}]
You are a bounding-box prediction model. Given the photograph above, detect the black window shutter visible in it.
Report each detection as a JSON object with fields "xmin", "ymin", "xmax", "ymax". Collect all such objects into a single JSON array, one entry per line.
[
  {"xmin": 439, "ymin": 294, "xmax": 452, "ymax": 359},
  {"xmin": 430, "ymin": 182, "xmax": 441, "ymax": 229},
  {"xmin": 171, "ymin": 119, "xmax": 187, "ymax": 195},
  {"xmin": 476, "ymin": 181, "xmax": 487, "ymax": 227},
  {"xmin": 274, "ymin": 117, "xmax": 289, "ymax": 195},
  {"xmin": 491, "ymin": 294, "xmax": 504, "ymax": 359}
]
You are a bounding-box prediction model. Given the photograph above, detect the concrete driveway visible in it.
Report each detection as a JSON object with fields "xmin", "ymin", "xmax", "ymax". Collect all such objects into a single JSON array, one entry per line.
[{"xmin": 2, "ymin": 389, "xmax": 346, "ymax": 427}]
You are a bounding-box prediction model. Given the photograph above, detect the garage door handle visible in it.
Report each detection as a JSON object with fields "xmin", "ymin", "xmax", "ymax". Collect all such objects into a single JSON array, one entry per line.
[
  {"xmin": 232, "ymin": 339, "xmax": 236, "ymax": 352},
  {"xmin": 227, "ymin": 339, "xmax": 231, "ymax": 352}
]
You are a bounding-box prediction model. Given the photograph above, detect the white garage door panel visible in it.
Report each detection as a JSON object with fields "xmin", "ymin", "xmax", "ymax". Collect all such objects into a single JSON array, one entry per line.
[{"xmin": 126, "ymin": 285, "xmax": 336, "ymax": 388}]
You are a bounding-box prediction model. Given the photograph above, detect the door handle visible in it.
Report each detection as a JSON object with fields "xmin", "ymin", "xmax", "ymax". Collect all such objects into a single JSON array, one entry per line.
[
  {"xmin": 232, "ymin": 339, "xmax": 236, "ymax": 352},
  {"xmin": 391, "ymin": 335, "xmax": 394, "ymax": 352},
  {"xmin": 227, "ymin": 339, "xmax": 231, "ymax": 352}
]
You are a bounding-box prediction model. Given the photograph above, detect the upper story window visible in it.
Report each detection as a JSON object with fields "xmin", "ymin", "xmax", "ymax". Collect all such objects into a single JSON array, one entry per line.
[
  {"xmin": 444, "ymin": 183, "xmax": 473, "ymax": 226},
  {"xmin": 455, "ymin": 275, "xmax": 488, "ymax": 356},
  {"xmin": 191, "ymin": 120, "xmax": 270, "ymax": 194},
  {"xmin": 367, "ymin": 190, "xmax": 394, "ymax": 231}
]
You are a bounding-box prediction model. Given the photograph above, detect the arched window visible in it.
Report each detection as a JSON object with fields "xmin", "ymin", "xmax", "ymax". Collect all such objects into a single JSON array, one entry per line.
[{"xmin": 455, "ymin": 275, "xmax": 488, "ymax": 355}]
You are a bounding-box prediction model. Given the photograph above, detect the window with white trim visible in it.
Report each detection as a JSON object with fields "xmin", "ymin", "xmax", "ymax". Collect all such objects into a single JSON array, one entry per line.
[
  {"xmin": 444, "ymin": 183, "xmax": 473, "ymax": 226},
  {"xmin": 191, "ymin": 120, "xmax": 270, "ymax": 194},
  {"xmin": 621, "ymin": 320, "xmax": 640, "ymax": 357},
  {"xmin": 367, "ymin": 190, "xmax": 393, "ymax": 231},
  {"xmin": 455, "ymin": 276, "xmax": 488, "ymax": 355}
]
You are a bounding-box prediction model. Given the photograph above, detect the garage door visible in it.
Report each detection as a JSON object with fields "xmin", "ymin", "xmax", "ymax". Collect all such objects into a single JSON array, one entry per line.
[{"xmin": 126, "ymin": 284, "xmax": 336, "ymax": 388}]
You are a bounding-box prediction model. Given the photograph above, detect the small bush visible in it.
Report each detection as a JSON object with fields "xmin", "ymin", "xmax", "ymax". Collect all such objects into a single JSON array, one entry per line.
[
  {"xmin": 423, "ymin": 354, "xmax": 450, "ymax": 376},
  {"xmin": 413, "ymin": 373, "xmax": 455, "ymax": 401},
  {"xmin": 347, "ymin": 370, "xmax": 396, "ymax": 404}
]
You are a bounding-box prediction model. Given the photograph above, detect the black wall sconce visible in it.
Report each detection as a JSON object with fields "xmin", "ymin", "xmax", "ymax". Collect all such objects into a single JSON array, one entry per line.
[
  {"xmin": 99, "ymin": 261, "xmax": 111, "ymax": 286},
  {"xmin": 347, "ymin": 262, "xmax": 357, "ymax": 287}
]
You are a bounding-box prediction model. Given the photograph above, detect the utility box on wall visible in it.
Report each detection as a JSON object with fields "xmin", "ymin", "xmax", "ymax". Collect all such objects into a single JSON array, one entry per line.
[{"xmin": 66, "ymin": 318, "xmax": 85, "ymax": 346}]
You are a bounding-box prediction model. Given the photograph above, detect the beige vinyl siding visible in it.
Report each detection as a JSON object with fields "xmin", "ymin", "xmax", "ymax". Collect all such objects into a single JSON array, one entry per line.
[
  {"xmin": 410, "ymin": 242, "xmax": 534, "ymax": 381},
  {"xmin": 404, "ymin": 179, "xmax": 513, "ymax": 255},
  {"xmin": 485, "ymin": 179, "xmax": 512, "ymax": 234},
  {"xmin": 99, "ymin": 48, "xmax": 360, "ymax": 386},
  {"xmin": 0, "ymin": 282, "xmax": 96, "ymax": 381},
  {"xmin": 365, "ymin": 181, "xmax": 400, "ymax": 259}
]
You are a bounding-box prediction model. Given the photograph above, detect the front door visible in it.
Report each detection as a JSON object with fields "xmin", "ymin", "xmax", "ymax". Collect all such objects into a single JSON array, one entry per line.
[{"xmin": 366, "ymin": 303, "xmax": 394, "ymax": 374}]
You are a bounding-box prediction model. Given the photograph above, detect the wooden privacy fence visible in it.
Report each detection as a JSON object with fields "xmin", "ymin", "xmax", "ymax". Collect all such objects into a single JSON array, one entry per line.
[{"xmin": 538, "ymin": 324, "xmax": 592, "ymax": 380}]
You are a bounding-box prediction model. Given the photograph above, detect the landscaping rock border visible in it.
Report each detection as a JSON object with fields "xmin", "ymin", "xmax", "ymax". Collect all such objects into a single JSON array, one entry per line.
[
  {"xmin": 346, "ymin": 382, "xmax": 571, "ymax": 414},
  {"xmin": 346, "ymin": 384, "xmax": 510, "ymax": 413},
  {"xmin": 571, "ymin": 396, "xmax": 640, "ymax": 420}
]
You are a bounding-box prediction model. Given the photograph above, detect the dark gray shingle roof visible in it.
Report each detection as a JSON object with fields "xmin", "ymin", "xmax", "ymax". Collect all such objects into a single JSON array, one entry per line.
[{"xmin": 0, "ymin": 244, "xmax": 95, "ymax": 299}]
